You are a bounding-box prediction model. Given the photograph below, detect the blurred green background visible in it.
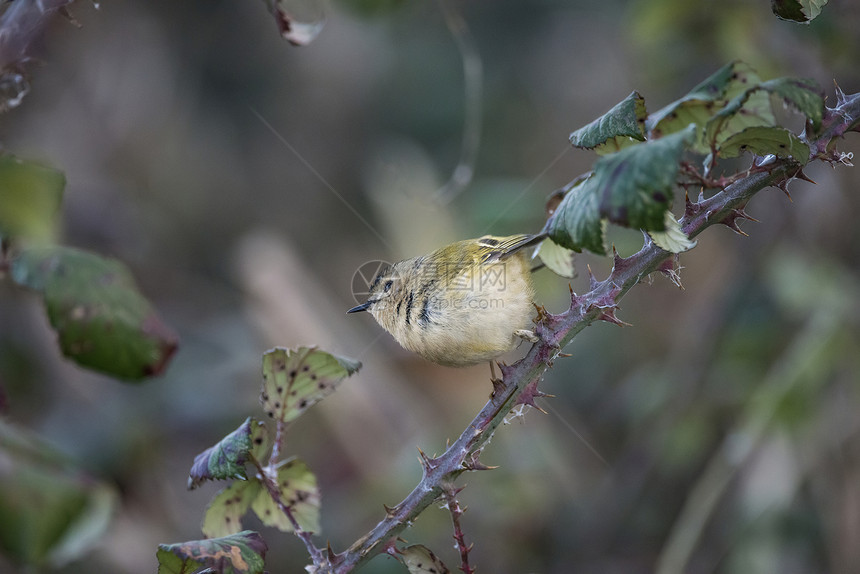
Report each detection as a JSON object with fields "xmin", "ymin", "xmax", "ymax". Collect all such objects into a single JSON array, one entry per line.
[{"xmin": 1, "ymin": 0, "xmax": 860, "ymax": 572}]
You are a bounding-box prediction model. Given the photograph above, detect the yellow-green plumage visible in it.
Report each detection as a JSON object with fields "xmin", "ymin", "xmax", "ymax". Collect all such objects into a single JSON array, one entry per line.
[{"xmin": 349, "ymin": 234, "xmax": 542, "ymax": 367}]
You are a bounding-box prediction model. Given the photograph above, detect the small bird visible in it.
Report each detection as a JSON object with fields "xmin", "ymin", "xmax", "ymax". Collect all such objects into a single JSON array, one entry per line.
[{"xmin": 348, "ymin": 234, "xmax": 544, "ymax": 367}]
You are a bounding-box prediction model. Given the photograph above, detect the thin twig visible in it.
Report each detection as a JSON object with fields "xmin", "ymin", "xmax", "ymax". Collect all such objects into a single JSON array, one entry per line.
[{"xmin": 443, "ymin": 487, "xmax": 475, "ymax": 574}]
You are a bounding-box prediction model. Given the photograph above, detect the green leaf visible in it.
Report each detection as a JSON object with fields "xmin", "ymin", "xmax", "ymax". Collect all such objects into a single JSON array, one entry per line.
[
  {"xmin": 759, "ymin": 77, "xmax": 825, "ymax": 131},
  {"xmin": 261, "ymin": 347, "xmax": 361, "ymax": 424},
  {"xmin": 648, "ymin": 211, "xmax": 697, "ymax": 254},
  {"xmin": 0, "ymin": 154, "xmax": 65, "ymax": 245},
  {"xmin": 718, "ymin": 126, "xmax": 810, "ymax": 163},
  {"xmin": 0, "ymin": 420, "xmax": 118, "ymax": 568},
  {"xmin": 203, "ymin": 481, "xmax": 260, "ymax": 538},
  {"xmin": 705, "ymin": 86, "xmax": 776, "ymax": 149},
  {"xmin": 705, "ymin": 77, "xmax": 823, "ymax": 153},
  {"xmin": 771, "ymin": 0, "xmax": 828, "ymax": 22},
  {"xmin": 534, "ymin": 238, "xmax": 577, "ymax": 278},
  {"xmin": 251, "ymin": 458, "xmax": 321, "ymax": 534},
  {"xmin": 570, "ymin": 91, "xmax": 647, "ymax": 154},
  {"xmin": 399, "ymin": 544, "xmax": 450, "ymax": 574},
  {"xmin": 156, "ymin": 531, "xmax": 267, "ymax": 574},
  {"xmin": 544, "ymin": 175, "xmax": 607, "ymax": 255},
  {"xmin": 188, "ymin": 418, "xmax": 269, "ymax": 489},
  {"xmin": 647, "ymin": 61, "xmax": 763, "ymax": 152},
  {"xmin": 10, "ymin": 246, "xmax": 178, "ymax": 381},
  {"xmin": 593, "ymin": 125, "xmax": 695, "ymax": 230}
]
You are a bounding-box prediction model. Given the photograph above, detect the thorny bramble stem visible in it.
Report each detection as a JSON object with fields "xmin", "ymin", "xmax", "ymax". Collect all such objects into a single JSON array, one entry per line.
[{"xmin": 328, "ymin": 92, "xmax": 860, "ymax": 573}]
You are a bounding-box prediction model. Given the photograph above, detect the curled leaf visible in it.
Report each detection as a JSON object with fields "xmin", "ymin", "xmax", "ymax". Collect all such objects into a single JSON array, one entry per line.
[
  {"xmin": 570, "ymin": 91, "xmax": 647, "ymax": 154},
  {"xmin": 648, "ymin": 211, "xmax": 697, "ymax": 254},
  {"xmin": 188, "ymin": 418, "xmax": 269, "ymax": 489},
  {"xmin": 534, "ymin": 238, "xmax": 577, "ymax": 278},
  {"xmin": 771, "ymin": 0, "xmax": 828, "ymax": 23}
]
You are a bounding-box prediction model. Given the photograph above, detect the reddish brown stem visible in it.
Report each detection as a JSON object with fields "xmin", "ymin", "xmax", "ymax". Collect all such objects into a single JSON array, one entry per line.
[{"xmin": 444, "ymin": 488, "xmax": 475, "ymax": 574}]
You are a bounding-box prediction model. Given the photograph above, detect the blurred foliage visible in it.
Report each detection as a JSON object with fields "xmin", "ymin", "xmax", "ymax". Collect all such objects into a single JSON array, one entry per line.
[
  {"xmin": 0, "ymin": 1, "xmax": 858, "ymax": 573},
  {"xmin": 10, "ymin": 246, "xmax": 178, "ymax": 381},
  {"xmin": 0, "ymin": 154, "xmax": 64, "ymax": 245},
  {"xmin": 0, "ymin": 420, "xmax": 117, "ymax": 569}
]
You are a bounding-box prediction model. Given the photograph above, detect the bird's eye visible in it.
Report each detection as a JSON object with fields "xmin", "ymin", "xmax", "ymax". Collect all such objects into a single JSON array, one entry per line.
[{"xmin": 383, "ymin": 280, "xmax": 393, "ymax": 292}]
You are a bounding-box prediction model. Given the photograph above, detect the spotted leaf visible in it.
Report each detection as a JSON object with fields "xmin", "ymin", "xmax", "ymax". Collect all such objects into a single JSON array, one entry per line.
[
  {"xmin": 250, "ymin": 458, "xmax": 320, "ymax": 533},
  {"xmin": 156, "ymin": 530, "xmax": 267, "ymax": 574},
  {"xmin": 260, "ymin": 347, "xmax": 361, "ymax": 424},
  {"xmin": 647, "ymin": 61, "xmax": 762, "ymax": 153},
  {"xmin": 399, "ymin": 544, "xmax": 450, "ymax": 574},
  {"xmin": 718, "ymin": 126, "xmax": 810, "ymax": 163},
  {"xmin": 202, "ymin": 480, "xmax": 261, "ymax": 538}
]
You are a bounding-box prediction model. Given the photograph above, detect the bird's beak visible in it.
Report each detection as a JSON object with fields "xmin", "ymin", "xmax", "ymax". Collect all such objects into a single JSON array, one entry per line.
[{"xmin": 347, "ymin": 300, "xmax": 372, "ymax": 314}]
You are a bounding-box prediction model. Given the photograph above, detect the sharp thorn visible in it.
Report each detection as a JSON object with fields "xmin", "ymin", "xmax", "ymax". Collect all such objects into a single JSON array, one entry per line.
[{"xmin": 794, "ymin": 169, "xmax": 817, "ymax": 184}]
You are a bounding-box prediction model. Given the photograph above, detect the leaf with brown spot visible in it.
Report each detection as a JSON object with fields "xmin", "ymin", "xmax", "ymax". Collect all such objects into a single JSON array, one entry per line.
[
  {"xmin": 251, "ymin": 457, "xmax": 320, "ymax": 533},
  {"xmin": 156, "ymin": 530, "xmax": 267, "ymax": 574},
  {"xmin": 718, "ymin": 126, "xmax": 810, "ymax": 164},
  {"xmin": 646, "ymin": 61, "xmax": 763, "ymax": 153},
  {"xmin": 202, "ymin": 480, "xmax": 261, "ymax": 538},
  {"xmin": 399, "ymin": 544, "xmax": 451, "ymax": 574},
  {"xmin": 260, "ymin": 347, "xmax": 361, "ymax": 424}
]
